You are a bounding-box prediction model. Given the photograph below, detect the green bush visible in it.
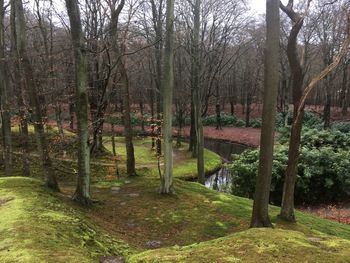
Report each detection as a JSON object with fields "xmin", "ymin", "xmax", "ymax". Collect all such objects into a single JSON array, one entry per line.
[
  {"xmin": 106, "ymin": 113, "xmax": 152, "ymax": 126},
  {"xmin": 229, "ymin": 129, "xmax": 350, "ymax": 205},
  {"xmin": 276, "ymin": 111, "xmax": 324, "ymax": 129},
  {"xmin": 201, "ymin": 113, "xmax": 245, "ymax": 127},
  {"xmin": 249, "ymin": 118, "xmax": 262, "ymax": 128},
  {"xmin": 332, "ymin": 122, "xmax": 350, "ymax": 133}
]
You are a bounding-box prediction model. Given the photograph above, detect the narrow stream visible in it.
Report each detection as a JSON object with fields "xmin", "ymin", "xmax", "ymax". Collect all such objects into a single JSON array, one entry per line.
[{"xmin": 204, "ymin": 139, "xmax": 249, "ymax": 192}]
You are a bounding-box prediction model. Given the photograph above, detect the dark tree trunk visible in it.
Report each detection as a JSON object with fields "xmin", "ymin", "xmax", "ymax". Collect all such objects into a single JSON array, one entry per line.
[
  {"xmin": 323, "ymin": 86, "xmax": 331, "ymax": 129},
  {"xmin": 0, "ymin": 0, "xmax": 12, "ymax": 176},
  {"xmin": 250, "ymin": 0, "xmax": 280, "ymax": 228},
  {"xmin": 340, "ymin": 64, "xmax": 348, "ymax": 116},
  {"xmin": 120, "ymin": 65, "xmax": 136, "ymax": 176},
  {"xmin": 14, "ymin": 0, "xmax": 59, "ymax": 191},
  {"xmin": 279, "ymin": 1, "xmax": 305, "ymax": 221},
  {"xmin": 280, "ymin": 109, "xmax": 304, "ymax": 221},
  {"xmin": 69, "ymin": 97, "xmax": 75, "ymax": 130},
  {"xmin": 216, "ymin": 103, "xmax": 222, "ymax": 130},
  {"xmin": 10, "ymin": 5, "xmax": 29, "ymax": 176}
]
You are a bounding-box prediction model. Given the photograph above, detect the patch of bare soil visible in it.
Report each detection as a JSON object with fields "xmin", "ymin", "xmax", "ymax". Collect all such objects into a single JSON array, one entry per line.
[
  {"xmin": 0, "ymin": 197, "xmax": 14, "ymax": 206},
  {"xmin": 300, "ymin": 203, "xmax": 350, "ymax": 225}
]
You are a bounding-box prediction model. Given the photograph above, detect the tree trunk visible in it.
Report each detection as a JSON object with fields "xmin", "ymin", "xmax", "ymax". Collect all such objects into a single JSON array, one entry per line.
[
  {"xmin": 216, "ymin": 103, "xmax": 222, "ymax": 130},
  {"xmin": 140, "ymin": 100, "xmax": 145, "ymax": 132},
  {"xmin": 245, "ymin": 93, "xmax": 252, "ymax": 128},
  {"xmin": 280, "ymin": 110, "xmax": 303, "ymax": 221},
  {"xmin": 323, "ymin": 86, "xmax": 331, "ymax": 129},
  {"xmin": 14, "ymin": 0, "xmax": 59, "ymax": 190},
  {"xmin": 340, "ymin": 64, "xmax": 348, "ymax": 116},
  {"xmin": 66, "ymin": 0, "xmax": 91, "ymax": 205},
  {"xmin": 0, "ymin": 0, "xmax": 12, "ymax": 176},
  {"xmin": 54, "ymin": 102, "xmax": 64, "ymax": 139},
  {"xmin": 109, "ymin": 0, "xmax": 136, "ymax": 177},
  {"xmin": 192, "ymin": 0, "xmax": 205, "ymax": 184},
  {"xmin": 160, "ymin": 0, "xmax": 175, "ymax": 194},
  {"xmin": 250, "ymin": 0, "xmax": 280, "ymax": 228},
  {"xmin": 69, "ymin": 97, "xmax": 75, "ymax": 130},
  {"xmin": 189, "ymin": 98, "xmax": 197, "ymax": 156},
  {"xmin": 10, "ymin": 4, "xmax": 29, "ymax": 176},
  {"xmin": 120, "ymin": 65, "xmax": 136, "ymax": 176},
  {"xmin": 279, "ymin": 0, "xmax": 305, "ymax": 221}
]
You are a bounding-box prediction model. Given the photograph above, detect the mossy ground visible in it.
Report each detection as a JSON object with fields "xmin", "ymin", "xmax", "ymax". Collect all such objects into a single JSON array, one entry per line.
[
  {"xmin": 1, "ymin": 127, "xmax": 350, "ymax": 262},
  {"xmin": 0, "ymin": 177, "xmax": 130, "ymax": 263}
]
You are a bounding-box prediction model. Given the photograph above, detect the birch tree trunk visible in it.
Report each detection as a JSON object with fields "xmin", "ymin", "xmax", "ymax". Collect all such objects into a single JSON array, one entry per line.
[{"xmin": 66, "ymin": 0, "xmax": 91, "ymax": 205}]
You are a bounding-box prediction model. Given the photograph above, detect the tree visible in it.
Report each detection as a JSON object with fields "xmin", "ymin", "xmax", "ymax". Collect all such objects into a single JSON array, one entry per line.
[
  {"xmin": 66, "ymin": 0, "xmax": 91, "ymax": 205},
  {"xmin": 13, "ymin": 0, "xmax": 59, "ymax": 191},
  {"xmin": 280, "ymin": 1, "xmax": 350, "ymax": 221},
  {"xmin": 250, "ymin": 0, "xmax": 280, "ymax": 228},
  {"xmin": 109, "ymin": 0, "xmax": 137, "ymax": 177},
  {"xmin": 0, "ymin": 0, "xmax": 13, "ymax": 176},
  {"xmin": 160, "ymin": 0, "xmax": 175, "ymax": 194},
  {"xmin": 192, "ymin": 0, "xmax": 205, "ymax": 184}
]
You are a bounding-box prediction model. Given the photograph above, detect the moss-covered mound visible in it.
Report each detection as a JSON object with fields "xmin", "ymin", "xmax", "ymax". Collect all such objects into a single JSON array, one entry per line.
[
  {"xmin": 129, "ymin": 228, "xmax": 350, "ymax": 262},
  {"xmin": 2, "ymin": 176, "xmax": 350, "ymax": 263},
  {"xmin": 0, "ymin": 177, "xmax": 130, "ymax": 263}
]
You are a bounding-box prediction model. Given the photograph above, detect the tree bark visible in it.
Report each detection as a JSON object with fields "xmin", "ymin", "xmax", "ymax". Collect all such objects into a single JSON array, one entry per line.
[
  {"xmin": 10, "ymin": 3, "xmax": 29, "ymax": 176},
  {"xmin": 250, "ymin": 0, "xmax": 280, "ymax": 228},
  {"xmin": 192, "ymin": 0, "xmax": 205, "ymax": 184},
  {"xmin": 14, "ymin": 0, "xmax": 59, "ymax": 190},
  {"xmin": 66, "ymin": 0, "xmax": 91, "ymax": 205},
  {"xmin": 0, "ymin": 0, "xmax": 13, "ymax": 176},
  {"xmin": 160, "ymin": 0, "xmax": 175, "ymax": 194},
  {"xmin": 279, "ymin": 0, "xmax": 306, "ymax": 221}
]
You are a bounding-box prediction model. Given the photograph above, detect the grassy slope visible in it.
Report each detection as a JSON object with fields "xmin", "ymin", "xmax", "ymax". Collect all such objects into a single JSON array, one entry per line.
[
  {"xmin": 104, "ymin": 137, "xmax": 222, "ymax": 179},
  {"xmin": 0, "ymin": 177, "xmax": 130, "ymax": 263}
]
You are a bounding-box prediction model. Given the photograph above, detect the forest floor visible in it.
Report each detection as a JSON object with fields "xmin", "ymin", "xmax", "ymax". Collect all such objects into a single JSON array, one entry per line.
[{"xmin": 1, "ymin": 127, "xmax": 350, "ymax": 262}]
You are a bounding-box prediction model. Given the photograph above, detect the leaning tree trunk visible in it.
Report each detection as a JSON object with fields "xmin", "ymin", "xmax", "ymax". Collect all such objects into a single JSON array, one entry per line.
[
  {"xmin": 279, "ymin": 0, "xmax": 305, "ymax": 222},
  {"xmin": 14, "ymin": 0, "xmax": 59, "ymax": 190},
  {"xmin": 66, "ymin": 0, "xmax": 91, "ymax": 205},
  {"xmin": 250, "ymin": 0, "xmax": 280, "ymax": 228},
  {"xmin": 280, "ymin": 108, "xmax": 304, "ymax": 221},
  {"xmin": 160, "ymin": 0, "xmax": 175, "ymax": 194},
  {"xmin": 0, "ymin": 0, "xmax": 12, "ymax": 176}
]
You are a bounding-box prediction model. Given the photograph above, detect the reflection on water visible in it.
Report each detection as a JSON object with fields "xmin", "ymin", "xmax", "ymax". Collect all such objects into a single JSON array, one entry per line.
[{"xmin": 204, "ymin": 139, "xmax": 248, "ymax": 193}]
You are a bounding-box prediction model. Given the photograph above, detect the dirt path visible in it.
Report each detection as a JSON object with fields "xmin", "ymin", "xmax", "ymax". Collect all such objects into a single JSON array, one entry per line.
[
  {"xmin": 53, "ymin": 121, "xmax": 262, "ymax": 147},
  {"xmin": 180, "ymin": 126, "xmax": 261, "ymax": 147}
]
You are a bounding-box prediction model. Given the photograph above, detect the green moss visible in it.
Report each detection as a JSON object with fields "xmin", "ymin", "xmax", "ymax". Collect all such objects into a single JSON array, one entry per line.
[
  {"xmin": 128, "ymin": 228, "xmax": 350, "ymax": 263},
  {"xmin": 103, "ymin": 137, "xmax": 222, "ymax": 180},
  {"xmin": 0, "ymin": 177, "xmax": 130, "ymax": 263}
]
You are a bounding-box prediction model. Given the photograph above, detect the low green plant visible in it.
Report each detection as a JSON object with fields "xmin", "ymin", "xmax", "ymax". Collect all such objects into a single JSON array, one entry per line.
[{"xmin": 229, "ymin": 128, "xmax": 350, "ymax": 205}]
